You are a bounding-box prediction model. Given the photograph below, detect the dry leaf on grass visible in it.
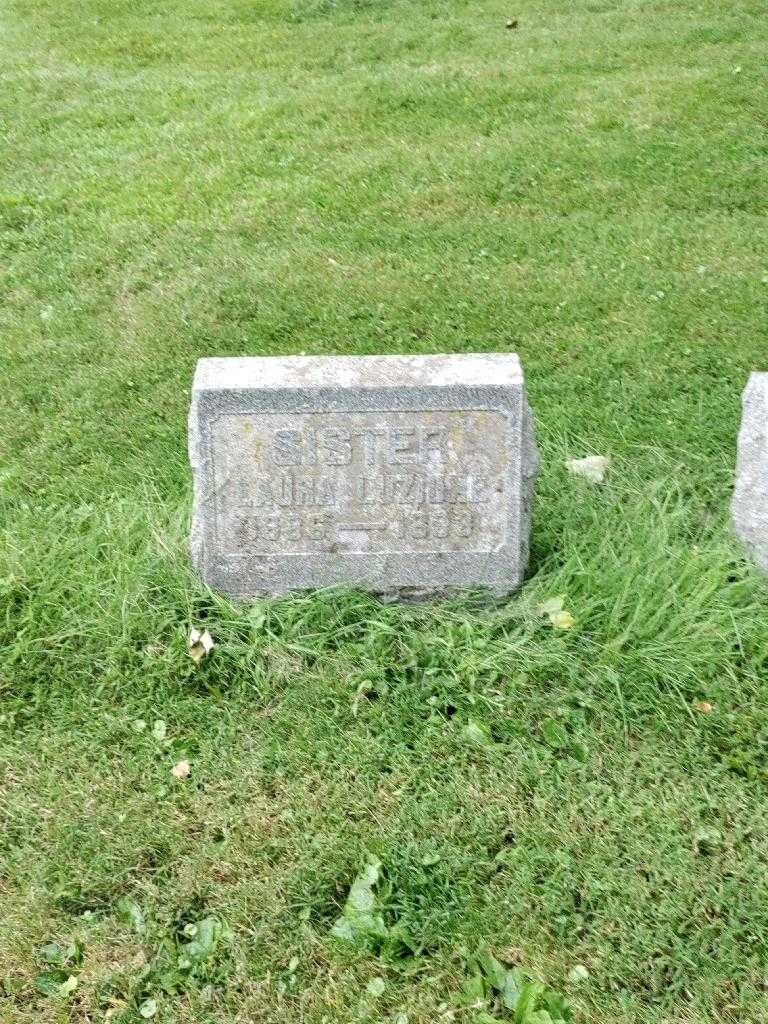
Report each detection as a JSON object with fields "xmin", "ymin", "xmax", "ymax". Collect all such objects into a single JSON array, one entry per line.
[
  {"xmin": 566, "ymin": 455, "xmax": 610, "ymax": 483},
  {"xmin": 550, "ymin": 610, "xmax": 575, "ymax": 629},
  {"xmin": 694, "ymin": 700, "xmax": 714, "ymax": 713},
  {"xmin": 188, "ymin": 628, "xmax": 214, "ymax": 664},
  {"xmin": 171, "ymin": 760, "xmax": 191, "ymax": 780},
  {"xmin": 536, "ymin": 596, "xmax": 576, "ymax": 630}
]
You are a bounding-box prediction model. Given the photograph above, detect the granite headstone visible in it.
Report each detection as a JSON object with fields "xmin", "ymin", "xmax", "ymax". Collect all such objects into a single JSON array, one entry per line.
[{"xmin": 189, "ymin": 353, "xmax": 538, "ymax": 598}]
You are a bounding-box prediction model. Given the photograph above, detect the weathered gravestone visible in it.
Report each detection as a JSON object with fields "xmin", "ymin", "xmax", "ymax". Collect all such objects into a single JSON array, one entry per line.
[
  {"xmin": 732, "ymin": 372, "xmax": 768, "ymax": 570},
  {"xmin": 189, "ymin": 353, "xmax": 538, "ymax": 598}
]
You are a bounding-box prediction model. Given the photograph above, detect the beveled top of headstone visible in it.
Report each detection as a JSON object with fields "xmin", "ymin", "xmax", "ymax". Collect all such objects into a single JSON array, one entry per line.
[
  {"xmin": 192, "ymin": 352, "xmax": 525, "ymax": 391},
  {"xmin": 189, "ymin": 353, "xmax": 537, "ymax": 599}
]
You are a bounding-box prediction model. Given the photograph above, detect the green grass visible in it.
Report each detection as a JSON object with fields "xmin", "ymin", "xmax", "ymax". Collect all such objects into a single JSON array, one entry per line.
[{"xmin": 1, "ymin": 0, "xmax": 768, "ymax": 1020}]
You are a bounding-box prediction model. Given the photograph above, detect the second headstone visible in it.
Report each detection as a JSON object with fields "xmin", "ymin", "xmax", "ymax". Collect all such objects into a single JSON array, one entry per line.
[{"xmin": 733, "ymin": 371, "xmax": 768, "ymax": 571}]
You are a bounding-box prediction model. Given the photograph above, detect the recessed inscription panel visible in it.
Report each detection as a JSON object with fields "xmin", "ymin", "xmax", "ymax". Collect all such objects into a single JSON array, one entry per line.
[{"xmin": 210, "ymin": 411, "xmax": 512, "ymax": 556}]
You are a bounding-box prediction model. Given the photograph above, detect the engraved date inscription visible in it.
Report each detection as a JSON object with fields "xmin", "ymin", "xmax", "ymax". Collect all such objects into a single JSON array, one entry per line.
[{"xmin": 211, "ymin": 410, "xmax": 511, "ymax": 555}]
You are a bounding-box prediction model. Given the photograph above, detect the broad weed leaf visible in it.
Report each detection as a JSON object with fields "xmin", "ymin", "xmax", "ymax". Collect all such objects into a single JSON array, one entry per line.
[
  {"xmin": 543, "ymin": 987, "xmax": 572, "ymax": 1021},
  {"xmin": 476, "ymin": 950, "xmax": 507, "ymax": 993},
  {"xmin": 501, "ymin": 969, "xmax": 526, "ymax": 1011},
  {"xmin": 330, "ymin": 860, "xmax": 419, "ymax": 959},
  {"xmin": 542, "ymin": 720, "xmax": 568, "ymax": 748},
  {"xmin": 462, "ymin": 718, "xmax": 493, "ymax": 747},
  {"xmin": 68, "ymin": 940, "xmax": 84, "ymax": 966},
  {"xmin": 330, "ymin": 917, "xmax": 356, "ymax": 942},
  {"xmin": 331, "ymin": 858, "xmax": 400, "ymax": 952},
  {"xmin": 347, "ymin": 858, "xmax": 381, "ymax": 915},
  {"xmin": 35, "ymin": 971, "xmax": 66, "ymax": 996},
  {"xmin": 39, "ymin": 943, "xmax": 64, "ymax": 965},
  {"xmin": 461, "ymin": 971, "xmax": 487, "ymax": 1005},
  {"xmin": 58, "ymin": 975, "xmax": 78, "ymax": 996},
  {"xmin": 116, "ymin": 897, "xmax": 145, "ymax": 934},
  {"xmin": 514, "ymin": 981, "xmax": 545, "ymax": 1022},
  {"xmin": 38, "ymin": 939, "xmax": 82, "ymax": 971},
  {"xmin": 570, "ymin": 741, "xmax": 589, "ymax": 763},
  {"xmin": 461, "ymin": 948, "xmax": 570, "ymax": 1024},
  {"xmin": 182, "ymin": 917, "xmax": 225, "ymax": 962}
]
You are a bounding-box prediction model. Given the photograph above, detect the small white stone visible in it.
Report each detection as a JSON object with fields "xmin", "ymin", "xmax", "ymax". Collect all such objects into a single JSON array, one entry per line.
[
  {"xmin": 568, "ymin": 964, "xmax": 590, "ymax": 983},
  {"xmin": 566, "ymin": 455, "xmax": 610, "ymax": 484}
]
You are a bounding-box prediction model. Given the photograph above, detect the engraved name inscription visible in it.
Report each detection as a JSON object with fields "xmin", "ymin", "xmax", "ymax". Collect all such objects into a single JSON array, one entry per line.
[{"xmin": 211, "ymin": 411, "xmax": 511, "ymax": 555}]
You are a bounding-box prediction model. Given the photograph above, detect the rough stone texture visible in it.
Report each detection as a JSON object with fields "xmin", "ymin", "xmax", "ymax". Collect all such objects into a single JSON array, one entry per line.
[
  {"xmin": 732, "ymin": 372, "xmax": 768, "ymax": 570},
  {"xmin": 189, "ymin": 353, "xmax": 538, "ymax": 599}
]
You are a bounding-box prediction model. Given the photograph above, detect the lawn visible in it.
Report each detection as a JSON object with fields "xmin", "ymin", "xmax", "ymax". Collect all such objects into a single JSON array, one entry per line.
[{"xmin": 1, "ymin": 0, "xmax": 768, "ymax": 1021}]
